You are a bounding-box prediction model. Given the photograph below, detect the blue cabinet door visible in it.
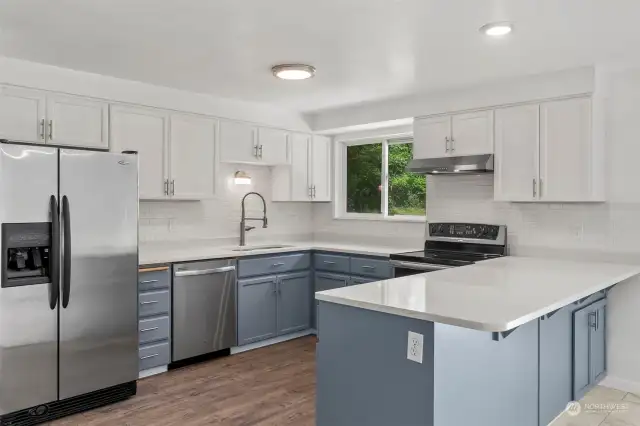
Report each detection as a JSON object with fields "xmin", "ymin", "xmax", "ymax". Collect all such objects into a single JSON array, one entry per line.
[
  {"xmin": 573, "ymin": 298, "xmax": 607, "ymax": 400},
  {"xmin": 237, "ymin": 275, "xmax": 278, "ymax": 345},
  {"xmin": 539, "ymin": 307, "xmax": 572, "ymax": 426},
  {"xmin": 314, "ymin": 272, "xmax": 349, "ymax": 333},
  {"xmin": 277, "ymin": 271, "xmax": 312, "ymax": 335},
  {"xmin": 349, "ymin": 276, "xmax": 376, "ymax": 286},
  {"xmin": 591, "ymin": 301, "xmax": 607, "ymax": 384}
]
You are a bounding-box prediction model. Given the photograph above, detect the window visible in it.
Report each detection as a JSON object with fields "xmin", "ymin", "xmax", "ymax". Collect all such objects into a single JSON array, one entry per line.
[{"xmin": 340, "ymin": 137, "xmax": 426, "ymax": 220}]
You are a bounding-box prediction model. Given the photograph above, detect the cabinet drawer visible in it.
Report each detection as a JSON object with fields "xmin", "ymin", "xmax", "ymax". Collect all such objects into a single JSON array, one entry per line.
[
  {"xmin": 314, "ymin": 253, "xmax": 350, "ymax": 274},
  {"xmin": 350, "ymin": 256, "xmax": 391, "ymax": 279},
  {"xmin": 139, "ymin": 290, "xmax": 170, "ymax": 318},
  {"xmin": 139, "ymin": 342, "xmax": 170, "ymax": 371},
  {"xmin": 238, "ymin": 253, "xmax": 310, "ymax": 278},
  {"xmin": 139, "ymin": 316, "xmax": 170, "ymax": 344},
  {"xmin": 138, "ymin": 267, "xmax": 171, "ymax": 292}
]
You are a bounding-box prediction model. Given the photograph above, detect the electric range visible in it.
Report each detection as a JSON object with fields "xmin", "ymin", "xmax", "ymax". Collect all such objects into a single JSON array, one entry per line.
[{"xmin": 390, "ymin": 222, "xmax": 508, "ymax": 277}]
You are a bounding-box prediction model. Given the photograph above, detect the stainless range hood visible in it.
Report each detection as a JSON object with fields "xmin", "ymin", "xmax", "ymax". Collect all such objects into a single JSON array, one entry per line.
[{"xmin": 406, "ymin": 154, "xmax": 494, "ymax": 175}]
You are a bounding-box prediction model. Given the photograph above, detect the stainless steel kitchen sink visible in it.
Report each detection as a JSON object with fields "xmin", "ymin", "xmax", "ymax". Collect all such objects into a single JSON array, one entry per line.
[{"xmin": 230, "ymin": 244, "xmax": 294, "ymax": 252}]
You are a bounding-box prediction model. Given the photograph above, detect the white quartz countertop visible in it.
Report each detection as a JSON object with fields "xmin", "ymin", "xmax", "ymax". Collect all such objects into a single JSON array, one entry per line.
[
  {"xmin": 315, "ymin": 256, "xmax": 640, "ymax": 332},
  {"xmin": 139, "ymin": 240, "xmax": 416, "ymax": 265}
]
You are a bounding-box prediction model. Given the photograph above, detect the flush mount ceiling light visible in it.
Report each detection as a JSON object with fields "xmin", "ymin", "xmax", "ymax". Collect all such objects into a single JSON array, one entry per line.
[
  {"xmin": 271, "ymin": 64, "xmax": 316, "ymax": 80},
  {"xmin": 234, "ymin": 170, "xmax": 252, "ymax": 185},
  {"xmin": 480, "ymin": 22, "xmax": 513, "ymax": 37}
]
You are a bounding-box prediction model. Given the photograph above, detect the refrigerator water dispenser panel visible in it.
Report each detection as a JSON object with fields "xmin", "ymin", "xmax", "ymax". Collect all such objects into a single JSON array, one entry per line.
[{"xmin": 1, "ymin": 223, "xmax": 51, "ymax": 287}]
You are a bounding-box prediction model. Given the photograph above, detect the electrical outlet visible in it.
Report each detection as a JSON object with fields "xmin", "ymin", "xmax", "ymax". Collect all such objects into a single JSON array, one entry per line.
[{"xmin": 407, "ymin": 331, "xmax": 423, "ymax": 364}]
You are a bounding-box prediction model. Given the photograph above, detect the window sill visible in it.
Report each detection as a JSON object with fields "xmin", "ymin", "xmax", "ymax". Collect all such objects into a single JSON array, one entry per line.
[{"xmin": 334, "ymin": 214, "xmax": 426, "ymax": 223}]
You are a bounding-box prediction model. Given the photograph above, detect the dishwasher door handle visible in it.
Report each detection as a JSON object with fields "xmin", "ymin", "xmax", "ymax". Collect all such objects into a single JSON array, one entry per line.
[{"xmin": 174, "ymin": 265, "xmax": 236, "ymax": 277}]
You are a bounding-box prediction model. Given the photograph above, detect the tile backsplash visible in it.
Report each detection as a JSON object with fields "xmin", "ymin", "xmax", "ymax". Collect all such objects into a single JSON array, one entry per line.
[{"xmin": 139, "ymin": 163, "xmax": 313, "ymax": 243}]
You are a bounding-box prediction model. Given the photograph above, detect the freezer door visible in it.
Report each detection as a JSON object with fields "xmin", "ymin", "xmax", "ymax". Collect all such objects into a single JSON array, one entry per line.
[
  {"xmin": 0, "ymin": 144, "xmax": 59, "ymax": 414},
  {"xmin": 58, "ymin": 149, "xmax": 138, "ymax": 400}
]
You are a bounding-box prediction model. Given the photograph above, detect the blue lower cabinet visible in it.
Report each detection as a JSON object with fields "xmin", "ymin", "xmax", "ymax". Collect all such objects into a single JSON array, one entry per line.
[
  {"xmin": 573, "ymin": 298, "xmax": 607, "ymax": 400},
  {"xmin": 539, "ymin": 306, "xmax": 572, "ymax": 426},
  {"xmin": 277, "ymin": 271, "xmax": 312, "ymax": 335},
  {"xmin": 238, "ymin": 275, "xmax": 278, "ymax": 345},
  {"xmin": 138, "ymin": 266, "xmax": 171, "ymax": 373},
  {"xmin": 314, "ymin": 272, "xmax": 349, "ymax": 334},
  {"xmin": 349, "ymin": 276, "xmax": 376, "ymax": 286}
]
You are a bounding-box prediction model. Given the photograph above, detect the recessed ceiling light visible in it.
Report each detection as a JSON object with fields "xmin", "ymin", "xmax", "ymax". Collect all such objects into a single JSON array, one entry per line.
[
  {"xmin": 480, "ymin": 22, "xmax": 513, "ymax": 37},
  {"xmin": 272, "ymin": 64, "xmax": 316, "ymax": 80}
]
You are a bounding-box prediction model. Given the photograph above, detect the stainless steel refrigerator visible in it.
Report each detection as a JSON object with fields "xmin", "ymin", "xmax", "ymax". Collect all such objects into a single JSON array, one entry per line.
[{"xmin": 0, "ymin": 142, "xmax": 139, "ymax": 425}]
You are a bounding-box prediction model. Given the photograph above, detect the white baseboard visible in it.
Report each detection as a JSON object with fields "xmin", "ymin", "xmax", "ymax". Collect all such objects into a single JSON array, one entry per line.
[
  {"xmin": 139, "ymin": 365, "xmax": 168, "ymax": 379},
  {"xmin": 600, "ymin": 375, "xmax": 640, "ymax": 394},
  {"xmin": 230, "ymin": 329, "xmax": 314, "ymax": 355}
]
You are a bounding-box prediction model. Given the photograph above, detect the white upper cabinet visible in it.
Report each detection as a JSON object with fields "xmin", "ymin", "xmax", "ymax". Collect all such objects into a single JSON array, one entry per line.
[
  {"xmin": 110, "ymin": 105, "xmax": 169, "ymax": 200},
  {"xmin": 539, "ymin": 98, "xmax": 592, "ymax": 202},
  {"xmin": 0, "ymin": 86, "xmax": 46, "ymax": 143},
  {"xmin": 169, "ymin": 114, "xmax": 216, "ymax": 200},
  {"xmin": 219, "ymin": 120, "xmax": 258, "ymax": 163},
  {"xmin": 219, "ymin": 121, "xmax": 290, "ymax": 166},
  {"xmin": 494, "ymin": 104, "xmax": 540, "ymax": 202},
  {"xmin": 289, "ymin": 133, "xmax": 311, "ymax": 201},
  {"xmin": 271, "ymin": 134, "xmax": 331, "ymax": 202},
  {"xmin": 258, "ymin": 127, "xmax": 289, "ymax": 165},
  {"xmin": 0, "ymin": 86, "xmax": 108, "ymax": 148},
  {"xmin": 46, "ymin": 94, "xmax": 109, "ymax": 149},
  {"xmin": 413, "ymin": 116, "xmax": 451, "ymax": 159},
  {"xmin": 311, "ymin": 135, "xmax": 332, "ymax": 202},
  {"xmin": 413, "ymin": 111, "xmax": 493, "ymax": 159},
  {"xmin": 494, "ymin": 96, "xmax": 602, "ymax": 202},
  {"xmin": 450, "ymin": 111, "xmax": 493, "ymax": 156}
]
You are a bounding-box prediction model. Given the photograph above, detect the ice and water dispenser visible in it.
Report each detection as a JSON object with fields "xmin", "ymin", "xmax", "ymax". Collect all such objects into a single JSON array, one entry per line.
[{"xmin": 1, "ymin": 223, "xmax": 51, "ymax": 287}]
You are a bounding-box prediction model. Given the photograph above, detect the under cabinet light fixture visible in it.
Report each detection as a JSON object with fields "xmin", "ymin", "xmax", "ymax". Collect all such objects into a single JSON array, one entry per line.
[{"xmin": 234, "ymin": 170, "xmax": 252, "ymax": 185}]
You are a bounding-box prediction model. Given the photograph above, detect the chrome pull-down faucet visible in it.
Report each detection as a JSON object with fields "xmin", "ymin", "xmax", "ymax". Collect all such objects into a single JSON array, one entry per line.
[{"xmin": 239, "ymin": 192, "xmax": 268, "ymax": 246}]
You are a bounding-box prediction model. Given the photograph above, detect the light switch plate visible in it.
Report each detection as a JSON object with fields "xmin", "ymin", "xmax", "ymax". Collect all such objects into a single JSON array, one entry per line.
[{"xmin": 407, "ymin": 331, "xmax": 423, "ymax": 363}]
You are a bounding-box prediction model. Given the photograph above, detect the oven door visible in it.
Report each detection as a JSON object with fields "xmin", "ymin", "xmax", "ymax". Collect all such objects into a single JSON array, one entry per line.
[{"xmin": 389, "ymin": 260, "xmax": 455, "ymax": 277}]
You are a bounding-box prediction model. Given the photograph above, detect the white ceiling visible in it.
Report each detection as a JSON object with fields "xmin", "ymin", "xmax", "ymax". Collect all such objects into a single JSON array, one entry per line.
[{"xmin": 0, "ymin": 0, "xmax": 638, "ymax": 112}]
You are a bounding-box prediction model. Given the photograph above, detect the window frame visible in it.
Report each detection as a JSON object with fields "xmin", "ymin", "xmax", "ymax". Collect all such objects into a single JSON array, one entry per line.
[{"xmin": 334, "ymin": 132, "xmax": 426, "ymax": 222}]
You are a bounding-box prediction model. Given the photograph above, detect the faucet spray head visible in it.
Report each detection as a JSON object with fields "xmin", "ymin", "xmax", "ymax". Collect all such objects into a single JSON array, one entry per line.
[{"xmin": 263, "ymin": 217, "xmax": 268, "ymax": 228}]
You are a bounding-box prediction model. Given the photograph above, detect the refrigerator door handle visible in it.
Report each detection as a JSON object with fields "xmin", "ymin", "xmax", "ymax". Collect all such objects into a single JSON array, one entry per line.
[
  {"xmin": 49, "ymin": 195, "xmax": 60, "ymax": 310},
  {"xmin": 62, "ymin": 195, "xmax": 71, "ymax": 309}
]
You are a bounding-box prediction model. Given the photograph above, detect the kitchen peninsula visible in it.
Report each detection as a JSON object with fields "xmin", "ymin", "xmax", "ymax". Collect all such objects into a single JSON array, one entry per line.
[{"xmin": 315, "ymin": 257, "xmax": 640, "ymax": 426}]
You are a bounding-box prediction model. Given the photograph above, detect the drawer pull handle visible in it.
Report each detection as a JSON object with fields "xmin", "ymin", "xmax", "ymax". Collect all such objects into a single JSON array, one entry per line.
[
  {"xmin": 140, "ymin": 327, "xmax": 159, "ymax": 332},
  {"xmin": 140, "ymin": 279, "xmax": 159, "ymax": 284},
  {"xmin": 140, "ymin": 353, "xmax": 159, "ymax": 360},
  {"xmin": 323, "ymin": 261, "xmax": 336, "ymax": 265},
  {"xmin": 140, "ymin": 300, "xmax": 159, "ymax": 305},
  {"xmin": 272, "ymin": 262, "xmax": 285, "ymax": 267},
  {"xmin": 361, "ymin": 265, "xmax": 376, "ymax": 269}
]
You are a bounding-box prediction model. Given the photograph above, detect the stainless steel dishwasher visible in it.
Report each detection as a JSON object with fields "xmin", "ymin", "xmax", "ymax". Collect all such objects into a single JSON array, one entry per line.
[{"xmin": 172, "ymin": 259, "xmax": 237, "ymax": 361}]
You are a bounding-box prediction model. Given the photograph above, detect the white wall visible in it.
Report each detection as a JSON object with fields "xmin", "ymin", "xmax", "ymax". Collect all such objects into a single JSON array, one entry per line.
[
  {"xmin": 0, "ymin": 56, "xmax": 311, "ymax": 131},
  {"xmin": 307, "ymin": 67, "xmax": 594, "ymax": 132},
  {"xmin": 423, "ymin": 67, "xmax": 640, "ymax": 392}
]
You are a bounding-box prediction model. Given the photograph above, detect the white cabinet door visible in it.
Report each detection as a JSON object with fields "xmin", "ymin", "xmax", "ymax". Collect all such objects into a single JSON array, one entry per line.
[
  {"xmin": 46, "ymin": 95, "xmax": 109, "ymax": 149},
  {"xmin": 219, "ymin": 120, "xmax": 258, "ymax": 163},
  {"xmin": 413, "ymin": 116, "xmax": 451, "ymax": 159},
  {"xmin": 311, "ymin": 135, "xmax": 332, "ymax": 202},
  {"xmin": 258, "ymin": 127, "xmax": 289, "ymax": 165},
  {"xmin": 169, "ymin": 114, "xmax": 216, "ymax": 199},
  {"xmin": 290, "ymin": 133, "xmax": 311, "ymax": 201},
  {"xmin": 451, "ymin": 110, "xmax": 494, "ymax": 156},
  {"xmin": 539, "ymin": 97, "xmax": 592, "ymax": 202},
  {"xmin": 0, "ymin": 86, "xmax": 46, "ymax": 143},
  {"xmin": 110, "ymin": 106, "xmax": 168, "ymax": 200},
  {"xmin": 494, "ymin": 104, "xmax": 540, "ymax": 201}
]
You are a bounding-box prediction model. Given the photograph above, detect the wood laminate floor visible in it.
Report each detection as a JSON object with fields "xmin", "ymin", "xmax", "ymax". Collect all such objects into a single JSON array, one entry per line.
[{"xmin": 49, "ymin": 336, "xmax": 316, "ymax": 426}]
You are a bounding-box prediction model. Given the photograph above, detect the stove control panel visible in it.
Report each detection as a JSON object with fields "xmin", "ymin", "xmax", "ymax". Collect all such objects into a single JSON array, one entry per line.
[{"xmin": 428, "ymin": 223, "xmax": 501, "ymax": 240}]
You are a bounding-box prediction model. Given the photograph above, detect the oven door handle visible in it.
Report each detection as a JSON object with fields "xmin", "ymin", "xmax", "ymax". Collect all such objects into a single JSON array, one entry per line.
[{"xmin": 389, "ymin": 260, "xmax": 454, "ymax": 271}]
